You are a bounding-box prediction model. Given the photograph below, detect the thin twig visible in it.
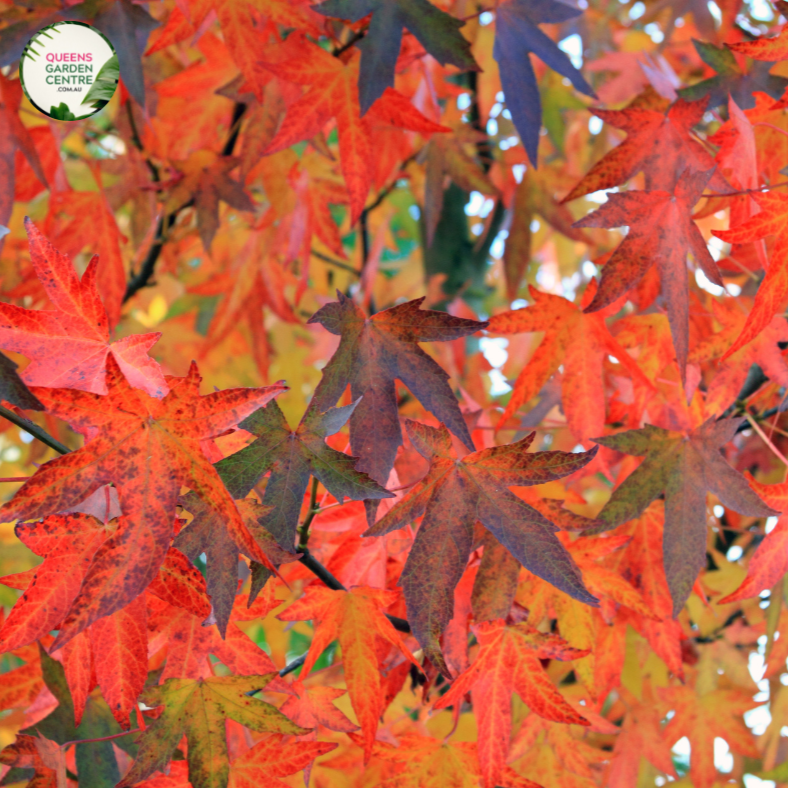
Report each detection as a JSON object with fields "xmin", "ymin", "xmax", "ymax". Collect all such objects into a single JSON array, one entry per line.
[
  {"xmin": 332, "ymin": 28, "xmax": 367, "ymax": 57},
  {"xmin": 0, "ymin": 477, "xmax": 31, "ymax": 482},
  {"xmin": 745, "ymin": 412, "xmax": 788, "ymax": 466},
  {"xmin": 311, "ymin": 249, "xmax": 360, "ymax": 276},
  {"xmin": 60, "ymin": 728, "xmax": 140, "ymax": 750},
  {"xmin": 0, "ymin": 405, "xmax": 70, "ymax": 455},
  {"xmin": 279, "ymin": 652, "xmax": 307, "ymax": 677},
  {"xmin": 297, "ymin": 478, "xmax": 319, "ymax": 552},
  {"xmin": 123, "ymin": 101, "xmax": 247, "ymax": 302},
  {"xmin": 298, "ymin": 548, "xmax": 410, "ymax": 633}
]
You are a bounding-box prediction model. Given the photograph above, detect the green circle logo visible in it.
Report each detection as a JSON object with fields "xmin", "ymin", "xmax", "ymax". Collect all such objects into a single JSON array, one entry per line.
[{"xmin": 20, "ymin": 21, "xmax": 118, "ymax": 121}]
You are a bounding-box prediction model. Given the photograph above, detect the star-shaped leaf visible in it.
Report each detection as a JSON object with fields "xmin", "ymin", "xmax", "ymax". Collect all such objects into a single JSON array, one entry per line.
[
  {"xmin": 434, "ymin": 620, "xmax": 589, "ymax": 788},
  {"xmin": 592, "ymin": 418, "xmax": 777, "ymax": 614},
  {"xmin": 573, "ymin": 167, "xmax": 721, "ymax": 383},
  {"xmin": 117, "ymin": 675, "xmax": 307, "ymax": 788},
  {"xmin": 214, "ymin": 399, "xmax": 393, "ymax": 552},
  {"xmin": 313, "ymin": 0, "xmax": 478, "ymax": 114},
  {"xmin": 308, "ymin": 294, "xmax": 486, "ymax": 521},
  {"xmin": 0, "ymin": 220, "xmax": 168, "ymax": 397},
  {"xmin": 0, "ymin": 355, "xmax": 286, "ymax": 648},
  {"xmin": 493, "ymin": 0, "xmax": 596, "ymax": 165},
  {"xmin": 366, "ymin": 419, "xmax": 598, "ymax": 672}
]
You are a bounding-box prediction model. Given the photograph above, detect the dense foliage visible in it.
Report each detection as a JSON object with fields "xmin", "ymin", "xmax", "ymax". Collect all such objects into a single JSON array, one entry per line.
[{"xmin": 5, "ymin": 0, "xmax": 788, "ymax": 787}]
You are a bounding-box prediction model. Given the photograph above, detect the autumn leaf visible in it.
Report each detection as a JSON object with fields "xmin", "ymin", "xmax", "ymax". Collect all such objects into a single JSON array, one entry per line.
[
  {"xmin": 307, "ymin": 293, "xmax": 486, "ymax": 520},
  {"xmin": 592, "ymin": 418, "xmax": 777, "ymax": 614},
  {"xmin": 720, "ymin": 475, "xmax": 788, "ymax": 602},
  {"xmin": 689, "ymin": 301, "xmax": 788, "ymax": 415},
  {"xmin": 434, "ymin": 620, "xmax": 589, "ymax": 788},
  {"xmin": 487, "ymin": 283, "xmax": 651, "ymax": 443},
  {"xmin": 118, "ymin": 674, "xmax": 308, "ymax": 788},
  {"xmin": 0, "ymin": 734, "xmax": 60, "ymax": 788},
  {"xmin": 278, "ymin": 585, "xmax": 418, "ymax": 760},
  {"xmin": 261, "ymin": 39, "xmax": 448, "ymax": 222},
  {"xmin": 174, "ymin": 493, "xmax": 296, "ymax": 637},
  {"xmin": 502, "ymin": 167, "xmax": 587, "ymax": 300},
  {"xmin": 0, "ymin": 355, "xmax": 286, "ymax": 648},
  {"xmin": 214, "ymin": 399, "xmax": 392, "ymax": 552},
  {"xmin": 493, "ymin": 0, "xmax": 596, "ymax": 165},
  {"xmin": 366, "ymin": 419, "xmax": 598, "ymax": 671},
  {"xmin": 229, "ymin": 735, "xmax": 337, "ymax": 788},
  {"xmin": 712, "ymin": 190, "xmax": 788, "ymax": 358},
  {"xmin": 0, "ymin": 75, "xmax": 47, "ymax": 256},
  {"xmin": 166, "ymin": 151, "xmax": 254, "ymax": 251},
  {"xmin": 561, "ymin": 97, "xmax": 728, "ymax": 202},
  {"xmin": 573, "ymin": 167, "xmax": 721, "ymax": 382},
  {"xmin": 662, "ymin": 680, "xmax": 759, "ymax": 788},
  {"xmin": 678, "ymin": 39, "xmax": 788, "ymax": 109},
  {"xmin": 313, "ymin": 0, "xmax": 478, "ymax": 114},
  {"xmin": 278, "ymin": 680, "xmax": 359, "ymax": 733},
  {"xmin": 0, "ymin": 220, "xmax": 167, "ymax": 397},
  {"xmin": 45, "ymin": 188, "xmax": 130, "ymax": 328}
]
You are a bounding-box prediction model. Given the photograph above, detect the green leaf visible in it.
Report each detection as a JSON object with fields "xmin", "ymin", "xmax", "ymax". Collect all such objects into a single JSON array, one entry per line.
[{"xmin": 81, "ymin": 53, "xmax": 118, "ymax": 106}]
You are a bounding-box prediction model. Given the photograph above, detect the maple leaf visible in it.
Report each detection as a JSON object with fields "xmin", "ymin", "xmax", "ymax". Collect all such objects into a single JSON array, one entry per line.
[
  {"xmin": 166, "ymin": 151, "xmax": 255, "ymax": 251},
  {"xmin": 662, "ymin": 681, "xmax": 759, "ymax": 788},
  {"xmin": 0, "ymin": 220, "xmax": 167, "ymax": 397},
  {"xmin": 0, "ymin": 355, "xmax": 286, "ymax": 648},
  {"xmin": 307, "ymin": 293, "xmax": 486, "ymax": 520},
  {"xmin": 147, "ymin": 594, "xmax": 285, "ymax": 685},
  {"xmin": 214, "ymin": 399, "xmax": 392, "ymax": 552},
  {"xmin": 367, "ymin": 734, "xmax": 501, "ymax": 788},
  {"xmin": 607, "ymin": 687, "xmax": 677, "ymax": 787},
  {"xmin": 678, "ymin": 39, "xmax": 788, "ymax": 110},
  {"xmin": 0, "ymin": 75, "xmax": 47, "ymax": 256},
  {"xmin": 493, "ymin": 0, "xmax": 596, "ymax": 165},
  {"xmin": 561, "ymin": 97, "xmax": 728, "ymax": 202},
  {"xmin": 591, "ymin": 418, "xmax": 777, "ymax": 614},
  {"xmin": 0, "ymin": 513, "xmax": 116, "ymax": 652},
  {"xmin": 366, "ymin": 419, "xmax": 598, "ymax": 671},
  {"xmin": 314, "ymin": 0, "xmax": 478, "ymax": 114},
  {"xmin": 44, "ymin": 188, "xmax": 130, "ymax": 328},
  {"xmin": 720, "ymin": 475, "xmax": 788, "ymax": 602},
  {"xmin": 118, "ymin": 674, "xmax": 307, "ymax": 788},
  {"xmin": 278, "ymin": 585, "xmax": 418, "ymax": 761},
  {"xmin": 689, "ymin": 302, "xmax": 788, "ymax": 415},
  {"xmin": 91, "ymin": 0, "xmax": 159, "ymax": 107},
  {"xmin": 229, "ymin": 735, "xmax": 337, "ymax": 788},
  {"xmin": 261, "ymin": 39, "xmax": 448, "ymax": 222},
  {"xmin": 434, "ymin": 620, "xmax": 589, "ymax": 788},
  {"xmin": 174, "ymin": 493, "xmax": 296, "ymax": 637},
  {"xmin": 712, "ymin": 190, "xmax": 788, "ymax": 358},
  {"xmin": 573, "ymin": 167, "xmax": 721, "ymax": 382},
  {"xmin": 278, "ymin": 679, "xmax": 359, "ymax": 733},
  {"xmin": 0, "ymin": 351, "xmax": 42, "ymax": 410},
  {"xmin": 487, "ymin": 283, "xmax": 651, "ymax": 443}
]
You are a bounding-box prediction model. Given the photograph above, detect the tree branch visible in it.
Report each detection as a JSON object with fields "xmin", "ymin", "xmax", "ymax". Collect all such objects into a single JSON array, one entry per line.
[
  {"xmin": 0, "ymin": 405, "xmax": 70, "ymax": 455},
  {"xmin": 122, "ymin": 101, "xmax": 247, "ymax": 303}
]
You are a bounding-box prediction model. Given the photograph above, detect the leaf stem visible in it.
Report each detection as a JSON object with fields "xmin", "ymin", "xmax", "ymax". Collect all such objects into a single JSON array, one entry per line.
[
  {"xmin": 0, "ymin": 405, "xmax": 70, "ymax": 455},
  {"xmin": 60, "ymin": 728, "xmax": 140, "ymax": 750}
]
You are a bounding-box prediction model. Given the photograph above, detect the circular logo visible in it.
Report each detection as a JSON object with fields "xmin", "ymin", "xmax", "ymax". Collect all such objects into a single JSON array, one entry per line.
[{"xmin": 20, "ymin": 21, "xmax": 118, "ymax": 121}]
